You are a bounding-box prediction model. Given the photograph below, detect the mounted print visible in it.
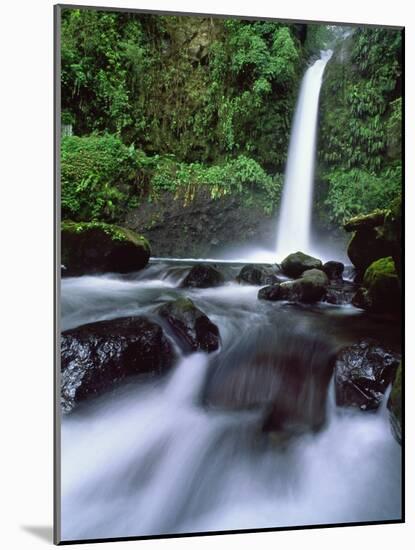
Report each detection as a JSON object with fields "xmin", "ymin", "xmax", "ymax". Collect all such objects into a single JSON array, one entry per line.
[{"xmin": 54, "ymin": 4, "xmax": 404, "ymax": 544}]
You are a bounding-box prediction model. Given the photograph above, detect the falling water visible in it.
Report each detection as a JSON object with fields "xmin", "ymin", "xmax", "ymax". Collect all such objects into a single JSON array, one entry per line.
[{"xmin": 276, "ymin": 50, "xmax": 333, "ymax": 259}]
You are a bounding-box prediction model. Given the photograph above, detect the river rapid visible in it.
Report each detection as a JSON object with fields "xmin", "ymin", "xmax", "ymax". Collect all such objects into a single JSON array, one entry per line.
[{"xmin": 60, "ymin": 260, "xmax": 401, "ymax": 541}]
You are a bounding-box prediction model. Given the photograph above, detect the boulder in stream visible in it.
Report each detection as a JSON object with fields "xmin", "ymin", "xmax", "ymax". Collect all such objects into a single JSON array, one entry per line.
[
  {"xmin": 203, "ymin": 326, "xmax": 336, "ymax": 435},
  {"xmin": 61, "ymin": 221, "xmax": 150, "ymax": 276},
  {"xmin": 181, "ymin": 263, "xmax": 224, "ymax": 288},
  {"xmin": 335, "ymin": 339, "xmax": 400, "ymax": 411},
  {"xmin": 237, "ymin": 264, "xmax": 281, "ymax": 286},
  {"xmin": 157, "ymin": 297, "xmax": 220, "ymax": 353},
  {"xmin": 258, "ymin": 269, "xmax": 329, "ymax": 304},
  {"xmin": 353, "ymin": 256, "xmax": 401, "ymax": 314},
  {"xmin": 61, "ymin": 316, "xmax": 174, "ymax": 412},
  {"xmin": 344, "ymin": 211, "xmax": 393, "ymax": 275},
  {"xmin": 323, "ymin": 261, "xmax": 344, "ymax": 281},
  {"xmin": 280, "ymin": 251, "xmax": 323, "ymax": 278}
]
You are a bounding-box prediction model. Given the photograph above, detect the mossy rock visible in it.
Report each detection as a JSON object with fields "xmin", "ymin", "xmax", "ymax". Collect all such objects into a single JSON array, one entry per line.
[
  {"xmin": 383, "ymin": 195, "xmax": 402, "ymax": 283},
  {"xmin": 387, "ymin": 362, "xmax": 402, "ymax": 444},
  {"xmin": 61, "ymin": 220, "xmax": 150, "ymax": 276},
  {"xmin": 280, "ymin": 251, "xmax": 323, "ymax": 278},
  {"xmin": 343, "ymin": 210, "xmax": 387, "ymax": 232},
  {"xmin": 347, "ymin": 226, "xmax": 391, "ymax": 274},
  {"xmin": 259, "ymin": 268, "xmax": 328, "ymax": 304},
  {"xmin": 361, "ymin": 256, "xmax": 400, "ymax": 313}
]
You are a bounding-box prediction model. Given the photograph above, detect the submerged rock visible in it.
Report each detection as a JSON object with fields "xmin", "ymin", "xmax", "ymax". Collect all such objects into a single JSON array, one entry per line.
[
  {"xmin": 157, "ymin": 297, "xmax": 220, "ymax": 353},
  {"xmin": 181, "ymin": 264, "xmax": 224, "ymax": 288},
  {"xmin": 237, "ymin": 264, "xmax": 280, "ymax": 286},
  {"xmin": 61, "ymin": 221, "xmax": 150, "ymax": 276},
  {"xmin": 335, "ymin": 339, "xmax": 400, "ymax": 411},
  {"xmin": 388, "ymin": 362, "xmax": 402, "ymax": 444},
  {"xmin": 203, "ymin": 326, "xmax": 336, "ymax": 434},
  {"xmin": 280, "ymin": 251, "xmax": 323, "ymax": 278},
  {"xmin": 323, "ymin": 261, "xmax": 344, "ymax": 281},
  {"xmin": 61, "ymin": 316, "xmax": 174, "ymax": 412}
]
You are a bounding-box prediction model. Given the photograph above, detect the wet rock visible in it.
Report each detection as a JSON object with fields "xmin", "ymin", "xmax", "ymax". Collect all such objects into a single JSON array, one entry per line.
[
  {"xmin": 237, "ymin": 264, "xmax": 280, "ymax": 286},
  {"xmin": 323, "ymin": 261, "xmax": 344, "ymax": 281},
  {"xmin": 203, "ymin": 326, "xmax": 336, "ymax": 434},
  {"xmin": 61, "ymin": 317, "xmax": 174, "ymax": 412},
  {"xmin": 61, "ymin": 221, "xmax": 150, "ymax": 276},
  {"xmin": 258, "ymin": 283, "xmax": 282, "ymax": 301},
  {"xmin": 181, "ymin": 264, "xmax": 224, "ymax": 288},
  {"xmin": 324, "ymin": 280, "xmax": 357, "ymax": 305},
  {"xmin": 387, "ymin": 362, "xmax": 402, "ymax": 444},
  {"xmin": 351, "ymin": 287, "xmax": 373, "ymax": 310},
  {"xmin": 279, "ymin": 269, "xmax": 329, "ymax": 303},
  {"xmin": 280, "ymin": 251, "xmax": 323, "ymax": 278},
  {"xmin": 335, "ymin": 339, "xmax": 400, "ymax": 411},
  {"xmin": 158, "ymin": 297, "xmax": 220, "ymax": 353},
  {"xmin": 258, "ymin": 269, "xmax": 329, "ymax": 304}
]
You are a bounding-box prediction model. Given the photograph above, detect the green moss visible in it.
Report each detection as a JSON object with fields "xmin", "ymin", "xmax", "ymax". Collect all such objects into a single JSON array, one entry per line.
[
  {"xmin": 344, "ymin": 209, "xmax": 387, "ymax": 232},
  {"xmin": 61, "ymin": 220, "xmax": 150, "ymax": 250},
  {"xmin": 363, "ymin": 256, "xmax": 397, "ymax": 288},
  {"xmin": 362, "ymin": 256, "xmax": 400, "ymax": 313}
]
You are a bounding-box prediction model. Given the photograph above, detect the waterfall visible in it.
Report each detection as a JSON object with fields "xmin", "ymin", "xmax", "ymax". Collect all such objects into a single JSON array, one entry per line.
[{"xmin": 276, "ymin": 50, "xmax": 332, "ymax": 259}]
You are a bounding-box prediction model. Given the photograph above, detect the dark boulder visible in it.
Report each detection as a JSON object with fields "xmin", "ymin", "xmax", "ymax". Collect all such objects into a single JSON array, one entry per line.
[
  {"xmin": 61, "ymin": 221, "xmax": 150, "ymax": 276},
  {"xmin": 344, "ymin": 210, "xmax": 387, "ymax": 232},
  {"xmin": 351, "ymin": 257, "xmax": 400, "ymax": 314},
  {"xmin": 61, "ymin": 316, "xmax": 174, "ymax": 412},
  {"xmin": 258, "ymin": 283, "xmax": 282, "ymax": 301},
  {"xmin": 181, "ymin": 264, "xmax": 224, "ymax": 288},
  {"xmin": 157, "ymin": 297, "xmax": 220, "ymax": 353},
  {"xmin": 383, "ymin": 196, "xmax": 402, "ymax": 283},
  {"xmin": 335, "ymin": 339, "xmax": 400, "ymax": 411},
  {"xmin": 203, "ymin": 326, "xmax": 336, "ymax": 435},
  {"xmin": 346, "ymin": 227, "xmax": 391, "ymax": 274},
  {"xmin": 280, "ymin": 251, "xmax": 323, "ymax": 278},
  {"xmin": 387, "ymin": 362, "xmax": 402, "ymax": 444},
  {"xmin": 323, "ymin": 261, "xmax": 344, "ymax": 281},
  {"xmin": 237, "ymin": 264, "xmax": 280, "ymax": 286},
  {"xmin": 279, "ymin": 269, "xmax": 329, "ymax": 303},
  {"xmin": 258, "ymin": 269, "xmax": 329, "ymax": 304}
]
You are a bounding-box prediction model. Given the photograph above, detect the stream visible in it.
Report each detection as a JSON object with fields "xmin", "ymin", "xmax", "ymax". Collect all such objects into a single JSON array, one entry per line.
[{"xmin": 60, "ymin": 260, "xmax": 401, "ymax": 541}]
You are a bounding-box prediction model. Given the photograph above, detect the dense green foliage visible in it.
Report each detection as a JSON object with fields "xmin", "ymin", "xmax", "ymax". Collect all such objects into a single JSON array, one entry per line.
[
  {"xmin": 61, "ymin": 135, "xmax": 139, "ymax": 221},
  {"xmin": 61, "ymin": 9, "xmax": 303, "ymax": 169},
  {"xmin": 318, "ymin": 27, "xmax": 402, "ymax": 225},
  {"xmin": 60, "ymin": 8, "xmax": 402, "ymax": 231},
  {"xmin": 61, "ymin": 134, "xmax": 282, "ymax": 220}
]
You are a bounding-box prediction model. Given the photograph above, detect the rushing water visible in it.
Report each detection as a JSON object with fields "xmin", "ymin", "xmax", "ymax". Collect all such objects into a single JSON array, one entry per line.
[
  {"xmin": 60, "ymin": 262, "xmax": 401, "ymax": 541},
  {"xmin": 276, "ymin": 50, "xmax": 333, "ymax": 258}
]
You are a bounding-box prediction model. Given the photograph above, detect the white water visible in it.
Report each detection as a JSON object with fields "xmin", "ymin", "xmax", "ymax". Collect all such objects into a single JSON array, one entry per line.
[
  {"xmin": 61, "ymin": 265, "xmax": 401, "ymax": 541},
  {"xmin": 276, "ymin": 50, "xmax": 333, "ymax": 258}
]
